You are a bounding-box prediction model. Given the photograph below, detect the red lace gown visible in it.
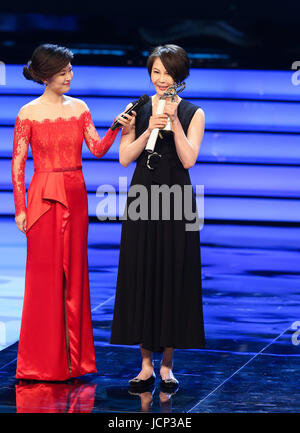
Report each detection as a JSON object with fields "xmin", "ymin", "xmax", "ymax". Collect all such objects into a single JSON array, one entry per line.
[{"xmin": 11, "ymin": 110, "xmax": 119, "ymax": 381}]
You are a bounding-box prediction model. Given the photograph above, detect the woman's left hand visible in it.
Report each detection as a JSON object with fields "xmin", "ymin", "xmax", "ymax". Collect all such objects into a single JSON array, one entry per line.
[
  {"xmin": 116, "ymin": 111, "xmax": 136, "ymax": 129},
  {"xmin": 164, "ymin": 98, "xmax": 179, "ymax": 122}
]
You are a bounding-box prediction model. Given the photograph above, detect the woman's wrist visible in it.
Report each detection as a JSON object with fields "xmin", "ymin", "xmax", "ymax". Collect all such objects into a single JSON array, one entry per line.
[
  {"xmin": 144, "ymin": 128, "xmax": 152, "ymax": 138},
  {"xmin": 121, "ymin": 124, "xmax": 133, "ymax": 136},
  {"xmin": 170, "ymin": 116, "xmax": 180, "ymax": 132}
]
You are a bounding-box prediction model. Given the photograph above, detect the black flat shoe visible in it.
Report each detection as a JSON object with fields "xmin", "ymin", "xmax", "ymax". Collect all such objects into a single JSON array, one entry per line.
[
  {"xmin": 129, "ymin": 372, "xmax": 156, "ymax": 388},
  {"xmin": 128, "ymin": 385, "xmax": 155, "ymax": 396},
  {"xmin": 159, "ymin": 375, "xmax": 179, "ymax": 393}
]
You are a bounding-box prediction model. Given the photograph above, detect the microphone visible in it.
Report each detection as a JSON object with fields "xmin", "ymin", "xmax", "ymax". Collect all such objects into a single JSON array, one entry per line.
[{"xmin": 110, "ymin": 94, "xmax": 150, "ymax": 131}]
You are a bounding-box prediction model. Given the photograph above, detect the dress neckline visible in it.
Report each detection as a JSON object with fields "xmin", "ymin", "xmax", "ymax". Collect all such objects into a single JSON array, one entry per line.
[{"xmin": 16, "ymin": 110, "xmax": 89, "ymax": 125}]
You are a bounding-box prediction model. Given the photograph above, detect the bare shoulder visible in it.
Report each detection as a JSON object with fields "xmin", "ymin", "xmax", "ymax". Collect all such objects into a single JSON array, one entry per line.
[
  {"xmin": 17, "ymin": 100, "xmax": 40, "ymax": 120},
  {"xmin": 195, "ymin": 107, "xmax": 205, "ymax": 119},
  {"xmin": 190, "ymin": 107, "xmax": 205, "ymax": 126},
  {"xmin": 67, "ymin": 96, "xmax": 89, "ymax": 114}
]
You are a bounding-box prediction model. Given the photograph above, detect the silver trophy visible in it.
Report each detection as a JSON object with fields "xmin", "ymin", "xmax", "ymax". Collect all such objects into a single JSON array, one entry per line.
[
  {"xmin": 163, "ymin": 81, "xmax": 186, "ymax": 101},
  {"xmin": 145, "ymin": 81, "xmax": 186, "ymax": 154}
]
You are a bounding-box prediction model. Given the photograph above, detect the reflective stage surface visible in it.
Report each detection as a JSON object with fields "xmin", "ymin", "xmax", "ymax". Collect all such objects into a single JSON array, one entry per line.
[{"xmin": 0, "ymin": 220, "xmax": 299, "ymax": 413}]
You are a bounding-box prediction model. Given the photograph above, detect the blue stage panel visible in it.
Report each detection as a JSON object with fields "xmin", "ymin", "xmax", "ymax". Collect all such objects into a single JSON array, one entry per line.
[
  {"xmin": 0, "ymin": 125, "xmax": 122, "ymax": 160},
  {"xmin": 2, "ymin": 190, "xmax": 300, "ymax": 222},
  {"xmin": 2, "ymin": 64, "xmax": 300, "ymax": 413},
  {"xmin": 0, "ymin": 95, "xmax": 134, "ymax": 126},
  {"xmin": 88, "ymin": 194, "xmax": 300, "ymax": 222},
  {"xmin": 2, "ymin": 126, "xmax": 300, "ymax": 165},
  {"xmin": 2, "ymin": 95, "xmax": 300, "ymax": 133},
  {"xmin": 87, "ymin": 221, "xmax": 300, "ymax": 251},
  {"xmin": 1, "ymin": 65, "xmax": 300, "ymax": 101},
  {"xmin": 198, "ymin": 131, "xmax": 300, "ymax": 164},
  {"xmin": 1, "ymin": 159, "xmax": 300, "ymax": 197},
  {"xmin": 3, "ymin": 218, "xmax": 299, "ymax": 254},
  {"xmin": 1, "ymin": 190, "xmax": 299, "ymax": 222},
  {"xmin": 88, "ymin": 161, "xmax": 300, "ymax": 197},
  {"xmin": 4, "ymin": 159, "xmax": 300, "ymax": 196}
]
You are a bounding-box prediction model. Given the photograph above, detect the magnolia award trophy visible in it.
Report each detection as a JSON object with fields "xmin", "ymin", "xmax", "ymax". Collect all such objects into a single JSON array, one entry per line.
[{"xmin": 145, "ymin": 81, "xmax": 186, "ymax": 158}]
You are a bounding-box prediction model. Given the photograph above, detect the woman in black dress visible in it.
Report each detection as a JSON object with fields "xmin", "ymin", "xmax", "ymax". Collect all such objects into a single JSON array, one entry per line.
[{"xmin": 110, "ymin": 45, "xmax": 205, "ymax": 390}]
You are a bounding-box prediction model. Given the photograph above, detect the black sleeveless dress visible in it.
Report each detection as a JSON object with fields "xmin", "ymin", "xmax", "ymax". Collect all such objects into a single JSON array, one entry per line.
[{"xmin": 110, "ymin": 98, "xmax": 205, "ymax": 352}]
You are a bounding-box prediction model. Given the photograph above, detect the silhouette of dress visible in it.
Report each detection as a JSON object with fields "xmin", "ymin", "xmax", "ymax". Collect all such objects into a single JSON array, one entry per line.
[
  {"xmin": 110, "ymin": 98, "xmax": 205, "ymax": 352},
  {"xmin": 12, "ymin": 109, "xmax": 119, "ymax": 380}
]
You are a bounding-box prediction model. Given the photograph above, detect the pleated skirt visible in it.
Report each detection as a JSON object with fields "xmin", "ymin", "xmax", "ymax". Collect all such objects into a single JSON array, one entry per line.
[{"xmin": 110, "ymin": 156, "xmax": 205, "ymax": 352}]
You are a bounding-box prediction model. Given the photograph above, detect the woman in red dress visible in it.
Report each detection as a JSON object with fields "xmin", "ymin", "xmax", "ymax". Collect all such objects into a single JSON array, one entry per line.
[{"xmin": 11, "ymin": 44, "xmax": 132, "ymax": 381}]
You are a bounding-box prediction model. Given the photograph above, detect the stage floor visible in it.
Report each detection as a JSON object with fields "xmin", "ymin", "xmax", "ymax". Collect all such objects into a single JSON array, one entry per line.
[{"xmin": 0, "ymin": 218, "xmax": 299, "ymax": 413}]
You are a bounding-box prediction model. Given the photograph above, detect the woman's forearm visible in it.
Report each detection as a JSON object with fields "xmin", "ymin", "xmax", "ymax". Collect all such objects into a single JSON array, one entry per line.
[
  {"xmin": 171, "ymin": 118, "xmax": 199, "ymax": 169},
  {"xmin": 119, "ymin": 128, "xmax": 151, "ymax": 167}
]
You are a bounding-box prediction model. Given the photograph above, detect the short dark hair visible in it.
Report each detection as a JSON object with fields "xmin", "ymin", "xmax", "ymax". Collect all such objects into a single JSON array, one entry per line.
[
  {"xmin": 146, "ymin": 44, "xmax": 190, "ymax": 83},
  {"xmin": 23, "ymin": 44, "xmax": 74, "ymax": 85}
]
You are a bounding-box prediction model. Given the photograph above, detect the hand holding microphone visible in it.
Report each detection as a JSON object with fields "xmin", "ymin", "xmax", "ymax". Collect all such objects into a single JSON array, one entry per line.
[
  {"xmin": 111, "ymin": 94, "xmax": 150, "ymax": 131},
  {"xmin": 113, "ymin": 109, "xmax": 136, "ymax": 131}
]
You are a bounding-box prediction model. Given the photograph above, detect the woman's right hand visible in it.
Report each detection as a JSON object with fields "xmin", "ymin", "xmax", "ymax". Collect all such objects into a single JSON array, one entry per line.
[
  {"xmin": 147, "ymin": 114, "xmax": 168, "ymax": 132},
  {"xmin": 15, "ymin": 211, "xmax": 27, "ymax": 234}
]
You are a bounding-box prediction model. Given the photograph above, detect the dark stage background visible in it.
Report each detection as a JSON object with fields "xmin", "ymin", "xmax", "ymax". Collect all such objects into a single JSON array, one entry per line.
[{"xmin": 0, "ymin": 1, "xmax": 300, "ymax": 69}]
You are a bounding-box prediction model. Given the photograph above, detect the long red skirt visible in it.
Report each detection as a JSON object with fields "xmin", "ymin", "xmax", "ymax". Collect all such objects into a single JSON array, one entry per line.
[{"xmin": 16, "ymin": 170, "xmax": 97, "ymax": 381}]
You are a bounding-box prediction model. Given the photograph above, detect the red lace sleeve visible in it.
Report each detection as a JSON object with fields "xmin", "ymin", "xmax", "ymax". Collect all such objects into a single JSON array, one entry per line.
[
  {"xmin": 11, "ymin": 116, "xmax": 31, "ymax": 216},
  {"xmin": 82, "ymin": 110, "xmax": 119, "ymax": 158}
]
